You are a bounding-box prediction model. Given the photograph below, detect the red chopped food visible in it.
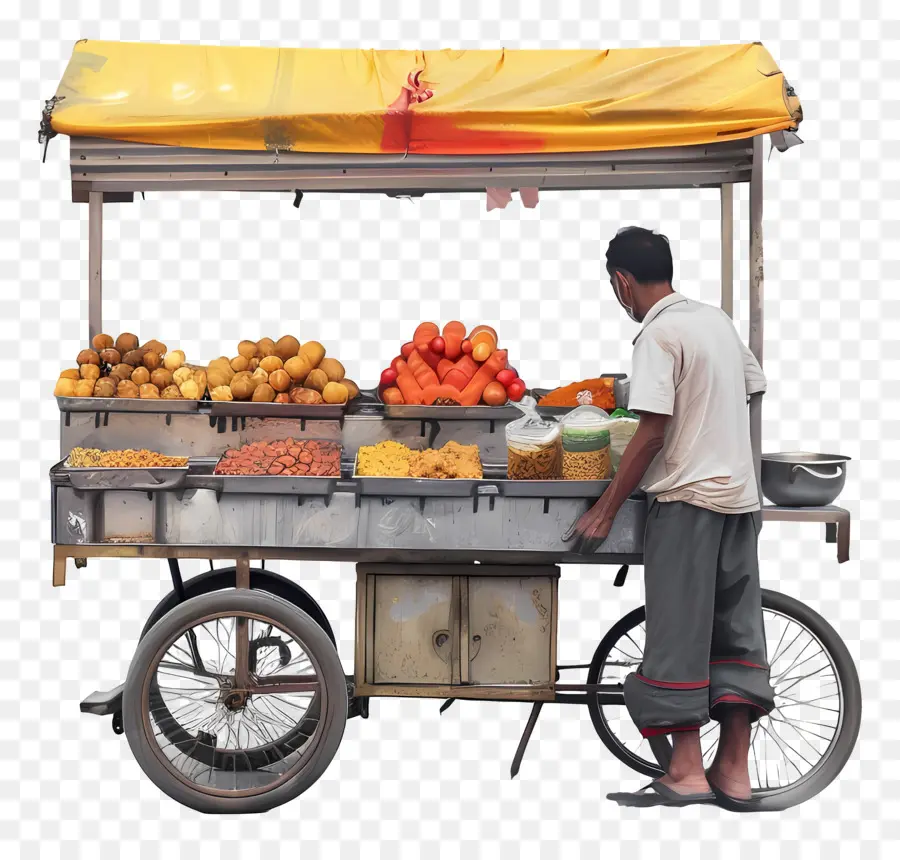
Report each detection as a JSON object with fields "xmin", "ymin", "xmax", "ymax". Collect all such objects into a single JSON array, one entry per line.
[{"xmin": 214, "ymin": 438, "xmax": 341, "ymax": 477}]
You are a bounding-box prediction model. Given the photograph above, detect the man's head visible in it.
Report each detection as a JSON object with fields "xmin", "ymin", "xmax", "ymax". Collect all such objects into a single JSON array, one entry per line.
[{"xmin": 605, "ymin": 227, "xmax": 674, "ymax": 323}]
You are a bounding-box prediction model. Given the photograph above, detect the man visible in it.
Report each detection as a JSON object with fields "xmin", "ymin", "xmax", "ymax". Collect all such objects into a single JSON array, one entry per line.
[{"xmin": 569, "ymin": 227, "xmax": 774, "ymax": 810}]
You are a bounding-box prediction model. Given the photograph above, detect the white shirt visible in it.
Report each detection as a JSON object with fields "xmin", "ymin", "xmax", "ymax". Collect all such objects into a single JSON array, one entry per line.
[{"xmin": 627, "ymin": 292, "xmax": 766, "ymax": 513}]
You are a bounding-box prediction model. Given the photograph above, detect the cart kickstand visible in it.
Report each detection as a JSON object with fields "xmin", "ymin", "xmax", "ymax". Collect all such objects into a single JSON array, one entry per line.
[
  {"xmin": 439, "ymin": 698, "xmax": 456, "ymax": 714},
  {"xmin": 510, "ymin": 702, "xmax": 543, "ymax": 779}
]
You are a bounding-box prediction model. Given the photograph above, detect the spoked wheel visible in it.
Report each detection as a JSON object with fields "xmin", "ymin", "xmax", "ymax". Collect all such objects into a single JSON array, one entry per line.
[
  {"xmin": 123, "ymin": 591, "xmax": 347, "ymax": 813},
  {"xmin": 586, "ymin": 589, "xmax": 861, "ymax": 810}
]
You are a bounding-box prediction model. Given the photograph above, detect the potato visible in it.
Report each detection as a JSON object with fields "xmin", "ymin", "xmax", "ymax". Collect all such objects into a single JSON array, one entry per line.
[
  {"xmin": 300, "ymin": 341, "xmax": 325, "ymax": 368},
  {"xmin": 251, "ymin": 367, "xmax": 269, "ymax": 383},
  {"xmin": 179, "ymin": 379, "xmax": 200, "ymax": 400},
  {"xmin": 207, "ymin": 358, "xmax": 234, "ymax": 384},
  {"xmin": 164, "ymin": 350, "xmax": 185, "ymax": 372},
  {"xmin": 80, "ymin": 363, "xmax": 100, "ymax": 381},
  {"xmin": 142, "ymin": 351, "xmax": 161, "ymax": 371},
  {"xmin": 230, "ymin": 376, "xmax": 256, "ymax": 401},
  {"xmin": 99, "ymin": 348, "xmax": 121, "ymax": 366},
  {"xmin": 192, "ymin": 369, "xmax": 208, "ymax": 399},
  {"xmin": 116, "ymin": 379, "xmax": 139, "ymax": 398},
  {"xmin": 290, "ymin": 387, "xmax": 323, "ymax": 405},
  {"xmin": 122, "ymin": 348, "xmax": 147, "ymax": 367},
  {"xmin": 77, "ymin": 349, "xmax": 100, "ymax": 366},
  {"xmin": 259, "ymin": 355, "xmax": 283, "ymax": 374},
  {"xmin": 318, "ymin": 357, "xmax": 345, "ymax": 383},
  {"xmin": 274, "ymin": 335, "xmax": 301, "ymax": 362},
  {"xmin": 268, "ymin": 369, "xmax": 291, "ymax": 392},
  {"xmin": 304, "ymin": 368, "xmax": 328, "ymax": 392},
  {"xmin": 139, "ymin": 383, "xmax": 161, "ymax": 399},
  {"xmin": 131, "ymin": 366, "xmax": 151, "ymax": 386},
  {"xmin": 237, "ymin": 340, "xmax": 258, "ymax": 359},
  {"xmin": 141, "ymin": 339, "xmax": 167, "ymax": 355},
  {"xmin": 210, "ymin": 385, "xmax": 233, "ymax": 401},
  {"xmin": 115, "ymin": 333, "xmax": 139, "ymax": 354},
  {"xmin": 74, "ymin": 379, "xmax": 96, "ymax": 398},
  {"xmin": 256, "ymin": 337, "xmax": 276, "ymax": 358},
  {"xmin": 274, "ymin": 392, "xmax": 291, "ymax": 403},
  {"xmin": 248, "ymin": 358, "xmax": 260, "ymax": 372},
  {"xmin": 252, "ymin": 383, "xmax": 276, "ymax": 403},
  {"xmin": 207, "ymin": 369, "xmax": 232, "ymax": 390},
  {"xmin": 284, "ymin": 355, "xmax": 312, "ymax": 383},
  {"xmin": 322, "ymin": 381, "xmax": 349, "ymax": 404},
  {"xmin": 91, "ymin": 333, "xmax": 114, "ymax": 351},
  {"xmin": 339, "ymin": 378, "xmax": 360, "ymax": 400},
  {"xmin": 230, "ymin": 355, "xmax": 249, "ymax": 373},
  {"xmin": 161, "ymin": 385, "xmax": 183, "ymax": 400},
  {"xmin": 150, "ymin": 368, "xmax": 174, "ymax": 389},
  {"xmin": 173, "ymin": 366, "xmax": 194, "ymax": 386},
  {"xmin": 54, "ymin": 378, "xmax": 76, "ymax": 397},
  {"xmin": 93, "ymin": 378, "xmax": 116, "ymax": 398},
  {"xmin": 59, "ymin": 368, "xmax": 80, "ymax": 381},
  {"xmin": 110, "ymin": 363, "xmax": 133, "ymax": 381}
]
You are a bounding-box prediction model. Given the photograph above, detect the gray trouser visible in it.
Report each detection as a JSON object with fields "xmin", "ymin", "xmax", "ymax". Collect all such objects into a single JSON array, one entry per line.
[{"xmin": 623, "ymin": 500, "xmax": 775, "ymax": 738}]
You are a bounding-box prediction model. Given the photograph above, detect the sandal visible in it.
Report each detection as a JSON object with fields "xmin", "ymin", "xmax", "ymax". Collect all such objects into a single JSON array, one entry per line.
[{"xmin": 607, "ymin": 781, "xmax": 716, "ymax": 808}]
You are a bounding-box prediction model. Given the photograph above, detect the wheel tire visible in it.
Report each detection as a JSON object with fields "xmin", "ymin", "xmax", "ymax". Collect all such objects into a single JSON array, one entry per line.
[
  {"xmin": 587, "ymin": 589, "xmax": 862, "ymax": 810},
  {"xmin": 140, "ymin": 567, "xmax": 336, "ymax": 644},
  {"xmin": 124, "ymin": 590, "xmax": 347, "ymax": 814}
]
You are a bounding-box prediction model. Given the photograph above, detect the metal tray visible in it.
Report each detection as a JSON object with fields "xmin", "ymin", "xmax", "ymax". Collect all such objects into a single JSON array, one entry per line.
[
  {"xmin": 354, "ymin": 476, "xmax": 492, "ymax": 497},
  {"xmin": 52, "ymin": 458, "xmax": 188, "ymax": 491},
  {"xmin": 190, "ymin": 474, "xmax": 350, "ymax": 496},
  {"xmin": 497, "ymin": 479, "xmax": 611, "ymax": 498},
  {"xmin": 56, "ymin": 396, "xmax": 201, "ymax": 414},
  {"xmin": 208, "ymin": 400, "xmax": 347, "ymax": 419}
]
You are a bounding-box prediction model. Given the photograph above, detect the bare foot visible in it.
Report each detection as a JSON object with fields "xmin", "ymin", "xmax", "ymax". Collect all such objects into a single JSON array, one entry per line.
[
  {"xmin": 658, "ymin": 771, "xmax": 711, "ymax": 795},
  {"xmin": 707, "ymin": 766, "xmax": 752, "ymax": 800}
]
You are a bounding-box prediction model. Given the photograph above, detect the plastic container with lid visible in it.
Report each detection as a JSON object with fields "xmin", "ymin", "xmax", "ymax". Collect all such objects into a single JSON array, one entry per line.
[
  {"xmin": 506, "ymin": 396, "xmax": 562, "ymax": 480},
  {"xmin": 560, "ymin": 405, "xmax": 612, "ymax": 480}
]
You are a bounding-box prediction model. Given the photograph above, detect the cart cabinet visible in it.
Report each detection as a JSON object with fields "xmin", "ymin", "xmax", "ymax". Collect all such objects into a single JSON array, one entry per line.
[{"xmin": 356, "ymin": 565, "xmax": 559, "ymax": 700}]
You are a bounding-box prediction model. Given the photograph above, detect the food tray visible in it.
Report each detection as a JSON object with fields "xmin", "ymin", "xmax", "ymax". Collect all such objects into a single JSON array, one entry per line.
[
  {"xmin": 208, "ymin": 401, "xmax": 347, "ymax": 419},
  {"xmin": 190, "ymin": 474, "xmax": 349, "ymax": 496},
  {"xmin": 52, "ymin": 458, "xmax": 188, "ymax": 491},
  {"xmin": 354, "ymin": 476, "xmax": 491, "ymax": 497},
  {"xmin": 497, "ymin": 479, "xmax": 612, "ymax": 498},
  {"xmin": 56, "ymin": 396, "xmax": 201, "ymax": 414},
  {"xmin": 532, "ymin": 375, "xmax": 629, "ymax": 415}
]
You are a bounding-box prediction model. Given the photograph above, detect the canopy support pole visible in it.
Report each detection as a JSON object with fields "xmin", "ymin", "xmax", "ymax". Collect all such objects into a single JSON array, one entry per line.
[
  {"xmin": 720, "ymin": 184, "xmax": 734, "ymax": 318},
  {"xmin": 88, "ymin": 191, "xmax": 103, "ymax": 343},
  {"xmin": 749, "ymin": 136, "xmax": 764, "ymax": 513}
]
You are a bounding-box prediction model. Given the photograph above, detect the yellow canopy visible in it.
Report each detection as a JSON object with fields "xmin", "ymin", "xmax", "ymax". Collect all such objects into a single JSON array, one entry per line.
[{"xmin": 50, "ymin": 40, "xmax": 802, "ymax": 155}]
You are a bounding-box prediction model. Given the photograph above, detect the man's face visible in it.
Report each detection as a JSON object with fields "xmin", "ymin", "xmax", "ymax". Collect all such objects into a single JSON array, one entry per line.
[{"xmin": 610, "ymin": 270, "xmax": 640, "ymax": 323}]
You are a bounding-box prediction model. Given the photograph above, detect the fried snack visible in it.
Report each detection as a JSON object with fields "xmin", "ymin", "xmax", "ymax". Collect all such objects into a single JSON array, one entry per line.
[
  {"xmin": 66, "ymin": 447, "xmax": 188, "ymax": 468},
  {"xmin": 409, "ymin": 441, "xmax": 483, "ymax": 479},
  {"xmin": 214, "ymin": 439, "xmax": 341, "ymax": 477},
  {"xmin": 355, "ymin": 440, "xmax": 412, "ymax": 477}
]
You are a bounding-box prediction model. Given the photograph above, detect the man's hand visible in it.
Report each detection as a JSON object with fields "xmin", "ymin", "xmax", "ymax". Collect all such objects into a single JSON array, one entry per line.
[{"xmin": 564, "ymin": 500, "xmax": 614, "ymax": 543}]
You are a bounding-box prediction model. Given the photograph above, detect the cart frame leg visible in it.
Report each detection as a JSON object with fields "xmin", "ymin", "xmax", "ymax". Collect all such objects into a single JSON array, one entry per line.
[{"xmin": 52, "ymin": 551, "xmax": 66, "ymax": 587}]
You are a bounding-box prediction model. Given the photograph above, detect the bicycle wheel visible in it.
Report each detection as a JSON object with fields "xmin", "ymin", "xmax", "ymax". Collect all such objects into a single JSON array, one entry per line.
[
  {"xmin": 586, "ymin": 589, "xmax": 861, "ymax": 810},
  {"xmin": 123, "ymin": 590, "xmax": 347, "ymax": 813}
]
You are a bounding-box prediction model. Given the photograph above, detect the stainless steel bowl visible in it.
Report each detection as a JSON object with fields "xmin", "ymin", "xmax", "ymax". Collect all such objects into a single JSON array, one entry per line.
[{"xmin": 761, "ymin": 452, "xmax": 850, "ymax": 507}]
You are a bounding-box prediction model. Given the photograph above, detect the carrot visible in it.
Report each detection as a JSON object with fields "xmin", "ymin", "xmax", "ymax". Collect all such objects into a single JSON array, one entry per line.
[
  {"xmin": 394, "ymin": 359, "xmax": 424, "ymax": 404},
  {"xmin": 416, "ymin": 342, "xmax": 442, "ymax": 370},
  {"xmin": 459, "ymin": 350, "xmax": 508, "ymax": 406},
  {"xmin": 436, "ymin": 358, "xmax": 454, "ymax": 381},
  {"xmin": 413, "ymin": 322, "xmax": 442, "ymax": 369},
  {"xmin": 407, "ymin": 348, "xmax": 439, "ymax": 387},
  {"xmin": 382, "ymin": 386, "xmax": 405, "ymax": 405},
  {"xmin": 442, "ymin": 321, "xmax": 466, "ymax": 361},
  {"xmin": 419, "ymin": 384, "xmax": 463, "ymax": 405},
  {"xmin": 443, "ymin": 354, "xmax": 480, "ymax": 391}
]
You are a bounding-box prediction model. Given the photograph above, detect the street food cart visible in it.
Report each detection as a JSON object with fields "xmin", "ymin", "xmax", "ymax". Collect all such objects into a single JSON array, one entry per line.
[{"xmin": 43, "ymin": 41, "xmax": 860, "ymax": 813}]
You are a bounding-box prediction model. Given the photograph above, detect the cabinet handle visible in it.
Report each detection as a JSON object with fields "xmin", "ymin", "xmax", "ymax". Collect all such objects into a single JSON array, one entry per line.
[
  {"xmin": 432, "ymin": 629, "xmax": 451, "ymax": 663},
  {"xmin": 469, "ymin": 634, "xmax": 482, "ymax": 661}
]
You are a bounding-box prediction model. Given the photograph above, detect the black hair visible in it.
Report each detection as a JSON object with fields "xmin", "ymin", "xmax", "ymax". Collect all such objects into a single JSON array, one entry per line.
[{"xmin": 605, "ymin": 226, "xmax": 673, "ymax": 284}]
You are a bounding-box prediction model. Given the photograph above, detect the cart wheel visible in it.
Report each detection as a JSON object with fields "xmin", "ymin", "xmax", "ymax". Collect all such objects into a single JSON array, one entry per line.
[
  {"xmin": 123, "ymin": 590, "xmax": 347, "ymax": 814},
  {"xmin": 586, "ymin": 589, "xmax": 861, "ymax": 810}
]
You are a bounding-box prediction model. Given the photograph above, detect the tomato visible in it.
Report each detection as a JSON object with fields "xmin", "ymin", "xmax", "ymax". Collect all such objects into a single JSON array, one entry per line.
[
  {"xmin": 381, "ymin": 367, "xmax": 399, "ymax": 386},
  {"xmin": 430, "ymin": 336, "xmax": 446, "ymax": 355},
  {"xmin": 495, "ymin": 369, "xmax": 517, "ymax": 388},
  {"xmin": 481, "ymin": 380, "xmax": 508, "ymax": 406},
  {"xmin": 507, "ymin": 379, "xmax": 526, "ymax": 402},
  {"xmin": 460, "ymin": 339, "xmax": 473, "ymax": 354}
]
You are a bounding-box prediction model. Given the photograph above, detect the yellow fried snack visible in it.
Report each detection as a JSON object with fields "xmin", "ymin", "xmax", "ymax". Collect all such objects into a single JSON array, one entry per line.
[
  {"xmin": 356, "ymin": 440, "xmax": 411, "ymax": 477},
  {"xmin": 355, "ymin": 440, "xmax": 482, "ymax": 479},
  {"xmin": 66, "ymin": 447, "xmax": 188, "ymax": 468}
]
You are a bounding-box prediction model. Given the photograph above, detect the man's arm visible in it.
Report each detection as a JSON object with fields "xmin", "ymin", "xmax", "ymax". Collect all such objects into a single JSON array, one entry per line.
[{"xmin": 570, "ymin": 411, "xmax": 669, "ymax": 541}]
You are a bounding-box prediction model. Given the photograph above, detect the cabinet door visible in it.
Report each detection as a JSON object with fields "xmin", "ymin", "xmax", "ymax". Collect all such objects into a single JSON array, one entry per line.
[
  {"xmin": 466, "ymin": 576, "xmax": 554, "ymax": 685},
  {"xmin": 372, "ymin": 575, "xmax": 454, "ymax": 685}
]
